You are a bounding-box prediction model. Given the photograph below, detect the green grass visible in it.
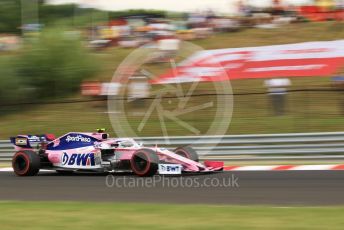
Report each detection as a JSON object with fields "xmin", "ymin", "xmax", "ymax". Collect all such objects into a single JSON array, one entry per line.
[
  {"xmin": 0, "ymin": 202, "xmax": 344, "ymax": 230},
  {"xmin": 1, "ymin": 88, "xmax": 342, "ymax": 138},
  {"xmin": 1, "ymin": 22, "xmax": 344, "ymax": 138},
  {"xmin": 0, "ymin": 162, "xmax": 10, "ymax": 167},
  {"xmin": 194, "ymin": 22, "xmax": 344, "ymax": 50}
]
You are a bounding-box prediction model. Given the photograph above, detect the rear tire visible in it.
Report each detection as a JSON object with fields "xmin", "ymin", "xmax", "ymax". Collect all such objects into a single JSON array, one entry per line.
[
  {"xmin": 12, "ymin": 150, "xmax": 40, "ymax": 176},
  {"xmin": 130, "ymin": 149, "xmax": 159, "ymax": 177},
  {"xmin": 174, "ymin": 146, "xmax": 199, "ymax": 162}
]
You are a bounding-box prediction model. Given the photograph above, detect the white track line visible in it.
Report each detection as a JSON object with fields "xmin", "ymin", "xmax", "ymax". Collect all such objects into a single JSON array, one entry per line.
[
  {"xmin": 0, "ymin": 168, "xmax": 52, "ymax": 172},
  {"xmin": 0, "ymin": 168, "xmax": 12, "ymax": 172},
  {"xmin": 224, "ymin": 164, "xmax": 344, "ymax": 171},
  {"xmin": 1, "ymin": 164, "xmax": 344, "ymax": 172},
  {"xmin": 229, "ymin": 166, "xmax": 277, "ymax": 171}
]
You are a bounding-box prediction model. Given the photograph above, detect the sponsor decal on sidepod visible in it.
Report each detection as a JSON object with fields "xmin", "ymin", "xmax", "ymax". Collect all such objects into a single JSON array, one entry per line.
[
  {"xmin": 65, "ymin": 135, "xmax": 91, "ymax": 143},
  {"xmin": 62, "ymin": 152, "xmax": 97, "ymax": 167}
]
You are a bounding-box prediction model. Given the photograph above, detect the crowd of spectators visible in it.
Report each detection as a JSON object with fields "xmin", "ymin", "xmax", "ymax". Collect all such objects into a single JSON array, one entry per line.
[{"xmin": 85, "ymin": 1, "xmax": 344, "ymax": 50}]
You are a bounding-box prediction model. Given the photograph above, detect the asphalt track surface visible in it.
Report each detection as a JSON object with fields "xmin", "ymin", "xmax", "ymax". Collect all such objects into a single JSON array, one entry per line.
[{"xmin": 1, "ymin": 170, "xmax": 344, "ymax": 205}]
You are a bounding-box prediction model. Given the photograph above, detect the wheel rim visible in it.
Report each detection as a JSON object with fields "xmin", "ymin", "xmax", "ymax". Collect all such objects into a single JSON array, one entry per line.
[
  {"xmin": 14, "ymin": 155, "xmax": 28, "ymax": 173},
  {"xmin": 133, "ymin": 153, "xmax": 148, "ymax": 172}
]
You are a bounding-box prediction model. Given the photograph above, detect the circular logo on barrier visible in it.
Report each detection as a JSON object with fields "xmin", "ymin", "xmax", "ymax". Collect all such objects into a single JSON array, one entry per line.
[{"xmin": 107, "ymin": 41, "xmax": 233, "ymax": 150}]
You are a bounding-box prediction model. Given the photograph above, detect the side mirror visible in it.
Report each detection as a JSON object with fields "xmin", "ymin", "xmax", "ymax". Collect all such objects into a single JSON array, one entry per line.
[{"xmin": 101, "ymin": 133, "xmax": 108, "ymax": 139}]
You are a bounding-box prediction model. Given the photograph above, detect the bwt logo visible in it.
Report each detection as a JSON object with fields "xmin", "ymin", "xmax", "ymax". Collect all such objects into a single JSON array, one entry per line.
[
  {"xmin": 62, "ymin": 153, "xmax": 96, "ymax": 166},
  {"xmin": 161, "ymin": 165, "xmax": 180, "ymax": 172},
  {"xmin": 65, "ymin": 135, "xmax": 91, "ymax": 143}
]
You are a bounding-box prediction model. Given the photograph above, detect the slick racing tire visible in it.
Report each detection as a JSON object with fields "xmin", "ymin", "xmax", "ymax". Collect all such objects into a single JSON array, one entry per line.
[
  {"xmin": 174, "ymin": 146, "xmax": 199, "ymax": 162},
  {"xmin": 130, "ymin": 149, "xmax": 159, "ymax": 177},
  {"xmin": 12, "ymin": 150, "xmax": 40, "ymax": 176}
]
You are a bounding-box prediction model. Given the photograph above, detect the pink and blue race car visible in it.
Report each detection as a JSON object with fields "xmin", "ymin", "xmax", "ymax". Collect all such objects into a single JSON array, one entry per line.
[{"xmin": 10, "ymin": 130, "xmax": 224, "ymax": 176}]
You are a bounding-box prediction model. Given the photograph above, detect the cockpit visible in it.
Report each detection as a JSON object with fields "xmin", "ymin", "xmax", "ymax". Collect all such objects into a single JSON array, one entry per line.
[{"xmin": 112, "ymin": 139, "xmax": 141, "ymax": 148}]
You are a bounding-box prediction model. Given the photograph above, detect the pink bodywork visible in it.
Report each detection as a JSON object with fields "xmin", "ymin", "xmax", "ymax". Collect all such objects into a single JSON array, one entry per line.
[
  {"xmin": 99, "ymin": 137, "xmax": 223, "ymax": 172},
  {"xmin": 13, "ymin": 132, "xmax": 223, "ymax": 172}
]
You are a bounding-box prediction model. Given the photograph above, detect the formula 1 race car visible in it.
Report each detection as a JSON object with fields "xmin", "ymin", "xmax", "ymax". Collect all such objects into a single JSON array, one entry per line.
[{"xmin": 10, "ymin": 130, "xmax": 223, "ymax": 176}]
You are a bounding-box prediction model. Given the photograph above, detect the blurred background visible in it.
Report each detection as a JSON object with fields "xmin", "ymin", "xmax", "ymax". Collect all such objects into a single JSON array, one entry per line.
[{"xmin": 0, "ymin": 0, "xmax": 344, "ymax": 138}]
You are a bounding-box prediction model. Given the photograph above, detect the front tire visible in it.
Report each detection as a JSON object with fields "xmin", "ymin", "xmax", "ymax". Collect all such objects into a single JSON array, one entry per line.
[
  {"xmin": 12, "ymin": 151, "xmax": 40, "ymax": 176},
  {"xmin": 130, "ymin": 149, "xmax": 159, "ymax": 177},
  {"xmin": 174, "ymin": 146, "xmax": 199, "ymax": 162}
]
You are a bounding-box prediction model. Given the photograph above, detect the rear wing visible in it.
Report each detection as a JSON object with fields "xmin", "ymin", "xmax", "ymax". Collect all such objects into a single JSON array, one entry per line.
[{"xmin": 10, "ymin": 134, "xmax": 55, "ymax": 150}]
